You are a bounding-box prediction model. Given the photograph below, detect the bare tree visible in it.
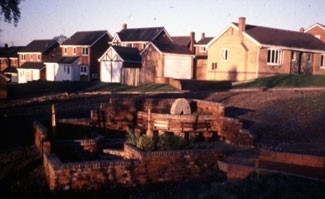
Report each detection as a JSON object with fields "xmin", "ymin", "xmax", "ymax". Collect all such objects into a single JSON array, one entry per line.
[
  {"xmin": 53, "ymin": 34, "xmax": 67, "ymax": 44},
  {"xmin": 0, "ymin": 0, "xmax": 22, "ymax": 26}
]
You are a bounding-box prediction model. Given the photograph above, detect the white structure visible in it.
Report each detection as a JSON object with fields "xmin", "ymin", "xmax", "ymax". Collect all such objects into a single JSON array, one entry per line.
[
  {"xmin": 17, "ymin": 62, "xmax": 45, "ymax": 83},
  {"xmin": 98, "ymin": 46, "xmax": 141, "ymax": 83},
  {"xmin": 45, "ymin": 57, "xmax": 80, "ymax": 81}
]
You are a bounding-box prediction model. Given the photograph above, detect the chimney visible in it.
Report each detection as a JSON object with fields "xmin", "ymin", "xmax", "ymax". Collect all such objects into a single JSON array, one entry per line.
[
  {"xmin": 201, "ymin": 32, "xmax": 205, "ymax": 40},
  {"xmin": 238, "ymin": 17, "xmax": 246, "ymax": 32},
  {"xmin": 122, "ymin": 23, "xmax": 127, "ymax": 30},
  {"xmin": 190, "ymin": 31, "xmax": 195, "ymax": 53},
  {"xmin": 299, "ymin": 27, "xmax": 305, "ymax": 32}
]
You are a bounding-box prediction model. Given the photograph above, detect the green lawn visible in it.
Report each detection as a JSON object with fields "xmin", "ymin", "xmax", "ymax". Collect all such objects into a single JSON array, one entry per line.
[
  {"xmin": 7, "ymin": 81, "xmax": 177, "ymax": 99},
  {"xmin": 233, "ymin": 75, "xmax": 325, "ymax": 89}
]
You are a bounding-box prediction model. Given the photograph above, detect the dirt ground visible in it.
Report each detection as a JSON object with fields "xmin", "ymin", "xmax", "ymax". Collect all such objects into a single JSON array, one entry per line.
[{"xmin": 1, "ymin": 88, "xmax": 325, "ymax": 197}]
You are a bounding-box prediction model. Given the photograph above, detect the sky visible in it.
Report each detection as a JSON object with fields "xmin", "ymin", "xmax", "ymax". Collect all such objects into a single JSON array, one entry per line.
[{"xmin": 1, "ymin": 0, "xmax": 325, "ymax": 46}]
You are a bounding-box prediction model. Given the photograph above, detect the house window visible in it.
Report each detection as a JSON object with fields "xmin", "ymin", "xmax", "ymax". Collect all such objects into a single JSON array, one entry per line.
[
  {"xmin": 222, "ymin": 49, "xmax": 228, "ymax": 61},
  {"xmin": 200, "ymin": 46, "xmax": 206, "ymax": 52},
  {"xmin": 82, "ymin": 47, "xmax": 89, "ymax": 55},
  {"xmin": 73, "ymin": 48, "xmax": 76, "ymax": 55},
  {"xmin": 320, "ymin": 55, "xmax": 325, "ymax": 68},
  {"xmin": 67, "ymin": 66, "xmax": 70, "ymax": 74},
  {"xmin": 211, "ymin": 62, "xmax": 217, "ymax": 70},
  {"xmin": 64, "ymin": 48, "xmax": 67, "ymax": 54},
  {"xmin": 37, "ymin": 54, "xmax": 41, "ymax": 61},
  {"xmin": 267, "ymin": 49, "xmax": 282, "ymax": 65},
  {"xmin": 21, "ymin": 54, "xmax": 26, "ymax": 61},
  {"xmin": 80, "ymin": 65, "xmax": 87, "ymax": 74},
  {"xmin": 315, "ymin": 35, "xmax": 321, "ymax": 39}
]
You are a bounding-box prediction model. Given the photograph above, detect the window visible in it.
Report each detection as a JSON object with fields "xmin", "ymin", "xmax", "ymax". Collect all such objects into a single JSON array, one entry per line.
[
  {"xmin": 64, "ymin": 48, "xmax": 67, "ymax": 54},
  {"xmin": 37, "ymin": 54, "xmax": 41, "ymax": 61},
  {"xmin": 211, "ymin": 62, "xmax": 217, "ymax": 70},
  {"xmin": 200, "ymin": 46, "xmax": 206, "ymax": 52},
  {"xmin": 73, "ymin": 48, "xmax": 76, "ymax": 55},
  {"xmin": 222, "ymin": 49, "xmax": 228, "ymax": 61},
  {"xmin": 315, "ymin": 35, "xmax": 321, "ymax": 39},
  {"xmin": 21, "ymin": 54, "xmax": 26, "ymax": 61},
  {"xmin": 320, "ymin": 55, "xmax": 325, "ymax": 68},
  {"xmin": 82, "ymin": 47, "xmax": 89, "ymax": 55},
  {"xmin": 67, "ymin": 66, "xmax": 70, "ymax": 74},
  {"xmin": 267, "ymin": 49, "xmax": 282, "ymax": 65},
  {"xmin": 80, "ymin": 65, "xmax": 87, "ymax": 74}
]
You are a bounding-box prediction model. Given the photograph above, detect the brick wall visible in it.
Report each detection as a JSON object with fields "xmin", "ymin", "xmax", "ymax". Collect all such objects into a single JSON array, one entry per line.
[{"xmin": 43, "ymin": 143, "xmax": 225, "ymax": 191}]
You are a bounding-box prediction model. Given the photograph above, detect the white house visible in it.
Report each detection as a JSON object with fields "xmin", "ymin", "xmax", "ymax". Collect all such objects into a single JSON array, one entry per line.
[
  {"xmin": 98, "ymin": 46, "xmax": 141, "ymax": 83},
  {"xmin": 17, "ymin": 62, "xmax": 45, "ymax": 83},
  {"xmin": 45, "ymin": 56, "xmax": 80, "ymax": 81}
]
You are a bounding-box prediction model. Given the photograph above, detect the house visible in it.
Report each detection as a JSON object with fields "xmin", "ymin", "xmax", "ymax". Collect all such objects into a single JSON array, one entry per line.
[
  {"xmin": 141, "ymin": 41, "xmax": 195, "ymax": 83},
  {"xmin": 44, "ymin": 56, "xmax": 80, "ymax": 81},
  {"xmin": 304, "ymin": 23, "xmax": 325, "ymax": 43},
  {"xmin": 207, "ymin": 17, "xmax": 325, "ymax": 81},
  {"xmin": 193, "ymin": 33, "xmax": 213, "ymax": 80},
  {"xmin": 171, "ymin": 32, "xmax": 196, "ymax": 53},
  {"xmin": 0, "ymin": 44, "xmax": 24, "ymax": 82},
  {"xmin": 60, "ymin": 30, "xmax": 111, "ymax": 81},
  {"xmin": 17, "ymin": 39, "xmax": 60, "ymax": 83},
  {"xmin": 110, "ymin": 24, "xmax": 173, "ymax": 51},
  {"xmin": 98, "ymin": 46, "xmax": 141, "ymax": 85}
]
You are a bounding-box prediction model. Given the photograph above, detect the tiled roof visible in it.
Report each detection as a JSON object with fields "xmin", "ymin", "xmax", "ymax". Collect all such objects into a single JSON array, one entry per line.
[
  {"xmin": 153, "ymin": 41, "xmax": 193, "ymax": 55},
  {"xmin": 117, "ymin": 27, "xmax": 165, "ymax": 41},
  {"xmin": 172, "ymin": 36, "xmax": 191, "ymax": 46},
  {"xmin": 4, "ymin": 66, "xmax": 17, "ymax": 73},
  {"xmin": 62, "ymin": 30, "xmax": 109, "ymax": 45},
  {"xmin": 19, "ymin": 40, "xmax": 58, "ymax": 53},
  {"xmin": 0, "ymin": 46, "xmax": 24, "ymax": 57},
  {"xmin": 45, "ymin": 55, "xmax": 79, "ymax": 63},
  {"xmin": 18, "ymin": 62, "xmax": 45, "ymax": 70},
  {"xmin": 233, "ymin": 23, "xmax": 325, "ymax": 51},
  {"xmin": 112, "ymin": 46, "xmax": 141, "ymax": 63},
  {"xmin": 196, "ymin": 37, "xmax": 213, "ymax": 45}
]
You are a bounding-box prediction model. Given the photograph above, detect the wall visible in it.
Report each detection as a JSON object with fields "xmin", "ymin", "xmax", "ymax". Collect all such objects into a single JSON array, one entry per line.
[
  {"xmin": 305, "ymin": 26, "xmax": 325, "ymax": 43},
  {"xmin": 43, "ymin": 143, "xmax": 225, "ymax": 191},
  {"xmin": 207, "ymin": 26, "xmax": 259, "ymax": 81}
]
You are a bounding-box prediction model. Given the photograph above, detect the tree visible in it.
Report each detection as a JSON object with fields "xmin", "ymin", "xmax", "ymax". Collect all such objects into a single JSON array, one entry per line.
[
  {"xmin": 0, "ymin": 0, "xmax": 22, "ymax": 26},
  {"xmin": 53, "ymin": 34, "xmax": 67, "ymax": 44}
]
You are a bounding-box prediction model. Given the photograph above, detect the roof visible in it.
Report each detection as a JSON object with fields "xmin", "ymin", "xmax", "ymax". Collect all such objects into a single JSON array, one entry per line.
[
  {"xmin": 3, "ymin": 66, "xmax": 17, "ymax": 73},
  {"xmin": 19, "ymin": 40, "xmax": 59, "ymax": 53},
  {"xmin": 305, "ymin": 23, "xmax": 325, "ymax": 32},
  {"xmin": 45, "ymin": 55, "xmax": 80, "ymax": 64},
  {"xmin": 117, "ymin": 27, "xmax": 166, "ymax": 42},
  {"xmin": 0, "ymin": 46, "xmax": 24, "ymax": 57},
  {"xmin": 195, "ymin": 37, "xmax": 213, "ymax": 45},
  {"xmin": 62, "ymin": 30, "xmax": 110, "ymax": 46},
  {"xmin": 152, "ymin": 41, "xmax": 193, "ymax": 55},
  {"xmin": 112, "ymin": 46, "xmax": 141, "ymax": 63},
  {"xmin": 171, "ymin": 36, "xmax": 191, "ymax": 46},
  {"xmin": 18, "ymin": 62, "xmax": 45, "ymax": 70},
  {"xmin": 233, "ymin": 22, "xmax": 325, "ymax": 51}
]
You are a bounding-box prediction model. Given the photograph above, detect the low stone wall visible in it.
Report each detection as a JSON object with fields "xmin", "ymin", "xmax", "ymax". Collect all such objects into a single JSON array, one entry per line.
[
  {"xmin": 43, "ymin": 143, "xmax": 225, "ymax": 191},
  {"xmin": 259, "ymin": 149, "xmax": 325, "ymax": 168}
]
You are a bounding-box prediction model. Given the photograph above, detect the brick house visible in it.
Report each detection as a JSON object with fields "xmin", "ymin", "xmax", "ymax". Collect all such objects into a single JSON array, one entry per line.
[
  {"xmin": 171, "ymin": 32, "xmax": 196, "ymax": 53},
  {"xmin": 60, "ymin": 30, "xmax": 111, "ymax": 81},
  {"xmin": 110, "ymin": 24, "xmax": 173, "ymax": 51},
  {"xmin": 0, "ymin": 73, "xmax": 9, "ymax": 99},
  {"xmin": 141, "ymin": 41, "xmax": 194, "ymax": 83},
  {"xmin": 17, "ymin": 39, "xmax": 60, "ymax": 83},
  {"xmin": 98, "ymin": 46, "xmax": 141, "ymax": 85},
  {"xmin": 207, "ymin": 17, "xmax": 325, "ymax": 82},
  {"xmin": 0, "ymin": 44, "xmax": 24, "ymax": 83},
  {"xmin": 193, "ymin": 33, "xmax": 213, "ymax": 80},
  {"xmin": 304, "ymin": 23, "xmax": 325, "ymax": 43}
]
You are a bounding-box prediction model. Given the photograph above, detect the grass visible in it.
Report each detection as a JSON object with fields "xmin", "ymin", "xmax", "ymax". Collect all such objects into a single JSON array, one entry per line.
[
  {"xmin": 7, "ymin": 81, "xmax": 177, "ymax": 99},
  {"xmin": 232, "ymin": 75, "xmax": 325, "ymax": 89}
]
